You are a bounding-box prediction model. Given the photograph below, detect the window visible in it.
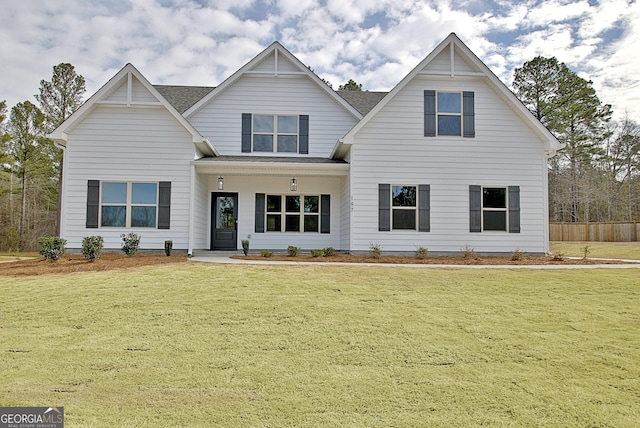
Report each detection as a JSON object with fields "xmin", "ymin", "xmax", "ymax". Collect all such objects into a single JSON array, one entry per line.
[
  {"xmin": 437, "ymin": 92, "xmax": 462, "ymax": 136},
  {"xmin": 379, "ymin": 184, "xmax": 430, "ymax": 232},
  {"xmin": 424, "ymin": 90, "xmax": 475, "ymax": 137},
  {"xmin": 263, "ymin": 194, "xmax": 321, "ymax": 232},
  {"xmin": 469, "ymin": 185, "xmax": 520, "ymax": 233},
  {"xmin": 243, "ymin": 114, "xmax": 309, "ymax": 154},
  {"xmin": 482, "ymin": 187, "xmax": 507, "ymax": 231},
  {"xmin": 392, "ymin": 186, "xmax": 417, "ymax": 230},
  {"xmin": 100, "ymin": 182, "xmax": 158, "ymax": 228}
]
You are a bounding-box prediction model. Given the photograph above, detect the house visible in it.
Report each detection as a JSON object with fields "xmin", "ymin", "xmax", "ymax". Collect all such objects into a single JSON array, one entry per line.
[{"xmin": 49, "ymin": 33, "xmax": 561, "ymax": 255}]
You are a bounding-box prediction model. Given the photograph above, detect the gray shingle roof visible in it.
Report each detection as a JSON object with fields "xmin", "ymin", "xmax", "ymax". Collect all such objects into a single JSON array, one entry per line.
[
  {"xmin": 154, "ymin": 85, "xmax": 387, "ymax": 117},
  {"xmin": 336, "ymin": 90, "xmax": 387, "ymax": 115},
  {"xmin": 154, "ymin": 85, "xmax": 215, "ymax": 114}
]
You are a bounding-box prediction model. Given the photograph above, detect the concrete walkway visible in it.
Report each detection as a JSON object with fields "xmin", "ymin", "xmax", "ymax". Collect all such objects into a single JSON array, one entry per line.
[{"xmin": 189, "ymin": 252, "xmax": 640, "ymax": 269}]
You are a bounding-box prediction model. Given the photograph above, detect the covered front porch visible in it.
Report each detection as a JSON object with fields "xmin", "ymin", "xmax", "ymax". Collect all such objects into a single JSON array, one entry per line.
[{"xmin": 189, "ymin": 156, "xmax": 350, "ymax": 253}]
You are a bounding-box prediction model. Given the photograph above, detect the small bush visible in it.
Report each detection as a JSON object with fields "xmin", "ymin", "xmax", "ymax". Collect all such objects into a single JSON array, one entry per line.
[
  {"xmin": 82, "ymin": 236, "xmax": 104, "ymax": 261},
  {"xmin": 511, "ymin": 248, "xmax": 524, "ymax": 261},
  {"xmin": 164, "ymin": 240, "xmax": 173, "ymax": 256},
  {"xmin": 415, "ymin": 246, "xmax": 429, "ymax": 259},
  {"xmin": 120, "ymin": 233, "xmax": 141, "ymax": 256},
  {"xmin": 287, "ymin": 245, "xmax": 300, "ymax": 257},
  {"xmin": 551, "ymin": 251, "xmax": 565, "ymax": 261},
  {"xmin": 310, "ymin": 249, "xmax": 324, "ymax": 258},
  {"xmin": 581, "ymin": 245, "xmax": 591, "ymax": 260},
  {"xmin": 241, "ymin": 239, "xmax": 250, "ymax": 256},
  {"xmin": 461, "ymin": 244, "xmax": 476, "ymax": 259},
  {"xmin": 369, "ymin": 242, "xmax": 382, "ymax": 259},
  {"xmin": 38, "ymin": 237, "xmax": 67, "ymax": 261},
  {"xmin": 260, "ymin": 249, "xmax": 273, "ymax": 258},
  {"xmin": 323, "ymin": 247, "xmax": 335, "ymax": 257}
]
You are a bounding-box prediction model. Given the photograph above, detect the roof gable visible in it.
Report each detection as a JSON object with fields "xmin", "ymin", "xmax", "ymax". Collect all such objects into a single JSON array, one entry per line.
[
  {"xmin": 49, "ymin": 64, "xmax": 216, "ymax": 156},
  {"xmin": 335, "ymin": 33, "xmax": 561, "ymax": 156},
  {"xmin": 183, "ymin": 42, "xmax": 363, "ymax": 119}
]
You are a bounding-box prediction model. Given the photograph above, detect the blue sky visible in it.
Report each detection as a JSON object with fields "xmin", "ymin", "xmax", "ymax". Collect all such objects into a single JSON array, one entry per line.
[{"xmin": 1, "ymin": 0, "xmax": 638, "ymax": 121}]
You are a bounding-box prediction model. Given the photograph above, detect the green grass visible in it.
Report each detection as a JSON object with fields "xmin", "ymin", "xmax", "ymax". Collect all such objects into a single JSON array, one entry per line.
[
  {"xmin": 1, "ymin": 264, "xmax": 639, "ymax": 427},
  {"xmin": 551, "ymin": 241, "xmax": 640, "ymax": 260}
]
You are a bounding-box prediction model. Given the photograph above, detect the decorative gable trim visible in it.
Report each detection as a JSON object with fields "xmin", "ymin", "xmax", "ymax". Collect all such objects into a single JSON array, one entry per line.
[
  {"xmin": 335, "ymin": 33, "xmax": 561, "ymax": 156},
  {"xmin": 183, "ymin": 42, "xmax": 362, "ymax": 120},
  {"xmin": 48, "ymin": 63, "xmax": 216, "ymax": 156}
]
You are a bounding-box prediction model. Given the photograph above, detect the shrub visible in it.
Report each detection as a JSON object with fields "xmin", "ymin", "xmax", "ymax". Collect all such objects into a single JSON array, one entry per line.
[
  {"xmin": 38, "ymin": 237, "xmax": 67, "ymax": 262},
  {"xmin": 415, "ymin": 246, "xmax": 428, "ymax": 259},
  {"xmin": 323, "ymin": 247, "xmax": 335, "ymax": 257},
  {"xmin": 551, "ymin": 251, "xmax": 565, "ymax": 261},
  {"xmin": 581, "ymin": 245, "xmax": 591, "ymax": 260},
  {"xmin": 164, "ymin": 240, "xmax": 173, "ymax": 256},
  {"xmin": 241, "ymin": 239, "xmax": 250, "ymax": 256},
  {"xmin": 120, "ymin": 233, "xmax": 141, "ymax": 256},
  {"xmin": 310, "ymin": 249, "xmax": 324, "ymax": 257},
  {"xmin": 260, "ymin": 249, "xmax": 273, "ymax": 258},
  {"xmin": 82, "ymin": 236, "xmax": 104, "ymax": 261},
  {"xmin": 369, "ymin": 242, "xmax": 382, "ymax": 259},
  {"xmin": 287, "ymin": 245, "xmax": 300, "ymax": 257},
  {"xmin": 511, "ymin": 248, "xmax": 524, "ymax": 261},
  {"xmin": 461, "ymin": 244, "xmax": 476, "ymax": 259}
]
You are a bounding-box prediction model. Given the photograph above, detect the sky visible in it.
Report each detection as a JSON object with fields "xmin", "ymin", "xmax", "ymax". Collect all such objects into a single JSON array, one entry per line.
[{"xmin": 1, "ymin": 0, "xmax": 638, "ymax": 121}]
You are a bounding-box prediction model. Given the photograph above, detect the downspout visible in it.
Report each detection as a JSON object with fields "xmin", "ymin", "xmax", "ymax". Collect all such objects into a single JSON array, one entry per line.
[
  {"xmin": 54, "ymin": 142, "xmax": 66, "ymax": 239},
  {"xmin": 188, "ymin": 163, "xmax": 195, "ymax": 256}
]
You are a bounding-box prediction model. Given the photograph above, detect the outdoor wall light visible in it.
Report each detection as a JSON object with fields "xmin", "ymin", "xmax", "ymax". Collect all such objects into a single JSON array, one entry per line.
[
  {"xmin": 217, "ymin": 176, "xmax": 224, "ymax": 190},
  {"xmin": 290, "ymin": 177, "xmax": 297, "ymax": 192}
]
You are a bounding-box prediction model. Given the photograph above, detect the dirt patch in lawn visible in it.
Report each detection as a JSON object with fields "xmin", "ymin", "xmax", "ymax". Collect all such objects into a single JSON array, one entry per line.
[{"xmin": 0, "ymin": 252, "xmax": 189, "ymax": 276}]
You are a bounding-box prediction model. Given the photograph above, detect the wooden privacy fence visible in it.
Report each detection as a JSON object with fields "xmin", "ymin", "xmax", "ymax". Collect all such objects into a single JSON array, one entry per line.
[{"xmin": 549, "ymin": 222, "xmax": 640, "ymax": 242}]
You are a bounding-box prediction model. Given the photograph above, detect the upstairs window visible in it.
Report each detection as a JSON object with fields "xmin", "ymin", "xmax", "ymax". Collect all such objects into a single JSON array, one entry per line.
[
  {"xmin": 424, "ymin": 90, "xmax": 475, "ymax": 137},
  {"xmin": 437, "ymin": 92, "xmax": 462, "ymax": 136},
  {"xmin": 242, "ymin": 113, "xmax": 309, "ymax": 154}
]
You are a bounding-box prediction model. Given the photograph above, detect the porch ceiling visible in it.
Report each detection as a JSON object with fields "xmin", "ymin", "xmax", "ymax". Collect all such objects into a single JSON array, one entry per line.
[{"xmin": 192, "ymin": 155, "xmax": 350, "ymax": 176}]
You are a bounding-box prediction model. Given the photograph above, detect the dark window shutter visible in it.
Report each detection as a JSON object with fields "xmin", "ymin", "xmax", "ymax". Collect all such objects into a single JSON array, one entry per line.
[
  {"xmin": 463, "ymin": 91, "xmax": 475, "ymax": 138},
  {"xmin": 255, "ymin": 193, "xmax": 265, "ymax": 233},
  {"xmin": 320, "ymin": 194, "xmax": 330, "ymax": 233},
  {"xmin": 242, "ymin": 113, "xmax": 252, "ymax": 153},
  {"xmin": 469, "ymin": 185, "xmax": 481, "ymax": 232},
  {"xmin": 299, "ymin": 115, "xmax": 309, "ymax": 154},
  {"xmin": 86, "ymin": 180, "xmax": 100, "ymax": 228},
  {"xmin": 508, "ymin": 186, "xmax": 521, "ymax": 233},
  {"xmin": 378, "ymin": 184, "xmax": 390, "ymax": 231},
  {"xmin": 424, "ymin": 90, "xmax": 436, "ymax": 137},
  {"xmin": 158, "ymin": 181, "xmax": 171, "ymax": 229},
  {"xmin": 418, "ymin": 184, "xmax": 430, "ymax": 232}
]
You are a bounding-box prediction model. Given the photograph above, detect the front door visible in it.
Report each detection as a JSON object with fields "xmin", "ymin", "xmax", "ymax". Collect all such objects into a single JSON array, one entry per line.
[{"xmin": 211, "ymin": 193, "xmax": 238, "ymax": 250}]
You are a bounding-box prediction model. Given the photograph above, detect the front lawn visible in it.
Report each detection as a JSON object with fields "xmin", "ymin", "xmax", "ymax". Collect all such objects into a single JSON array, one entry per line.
[
  {"xmin": 1, "ymin": 264, "xmax": 638, "ymax": 426},
  {"xmin": 550, "ymin": 241, "xmax": 640, "ymax": 260}
]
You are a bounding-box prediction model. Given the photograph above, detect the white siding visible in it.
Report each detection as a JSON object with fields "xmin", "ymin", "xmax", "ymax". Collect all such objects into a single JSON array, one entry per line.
[
  {"xmin": 61, "ymin": 105, "xmax": 196, "ymax": 250},
  {"xmin": 188, "ymin": 75, "xmax": 357, "ymax": 157},
  {"xmin": 191, "ymin": 170, "xmax": 209, "ymax": 250},
  {"xmin": 194, "ymin": 175, "xmax": 344, "ymax": 251},
  {"xmin": 350, "ymin": 74, "xmax": 549, "ymax": 254}
]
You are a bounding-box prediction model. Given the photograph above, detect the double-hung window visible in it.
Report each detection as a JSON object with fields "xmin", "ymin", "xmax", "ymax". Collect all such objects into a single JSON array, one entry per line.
[
  {"xmin": 469, "ymin": 185, "xmax": 520, "ymax": 233},
  {"xmin": 242, "ymin": 113, "xmax": 309, "ymax": 154},
  {"xmin": 100, "ymin": 182, "xmax": 158, "ymax": 228},
  {"xmin": 378, "ymin": 184, "xmax": 430, "ymax": 232},
  {"xmin": 424, "ymin": 90, "xmax": 475, "ymax": 137},
  {"xmin": 392, "ymin": 186, "xmax": 417, "ymax": 230}
]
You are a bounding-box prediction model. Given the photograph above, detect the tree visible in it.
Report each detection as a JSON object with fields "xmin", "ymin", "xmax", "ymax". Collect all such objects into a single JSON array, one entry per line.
[
  {"xmin": 513, "ymin": 57, "xmax": 612, "ymax": 222},
  {"xmin": 35, "ymin": 63, "xmax": 86, "ymax": 132},
  {"xmin": 5, "ymin": 101, "xmax": 55, "ymax": 250},
  {"xmin": 338, "ymin": 79, "xmax": 363, "ymax": 91},
  {"xmin": 606, "ymin": 116, "xmax": 640, "ymax": 221},
  {"xmin": 36, "ymin": 63, "xmax": 86, "ymax": 235}
]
